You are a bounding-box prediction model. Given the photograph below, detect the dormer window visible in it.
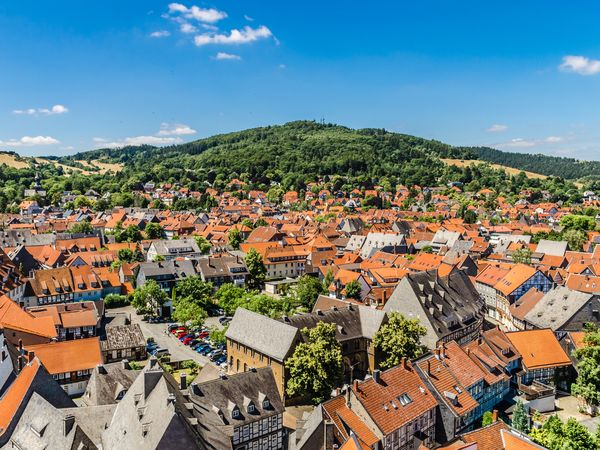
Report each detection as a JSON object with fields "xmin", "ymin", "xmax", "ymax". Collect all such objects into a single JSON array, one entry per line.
[
  {"xmin": 231, "ymin": 408, "xmax": 241, "ymax": 419},
  {"xmin": 248, "ymin": 403, "xmax": 256, "ymax": 414},
  {"xmin": 262, "ymin": 399, "xmax": 270, "ymax": 409}
]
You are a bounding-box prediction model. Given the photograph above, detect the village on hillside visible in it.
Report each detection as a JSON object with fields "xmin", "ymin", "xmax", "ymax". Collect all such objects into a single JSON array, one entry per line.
[{"xmin": 0, "ymin": 178, "xmax": 599, "ymax": 450}]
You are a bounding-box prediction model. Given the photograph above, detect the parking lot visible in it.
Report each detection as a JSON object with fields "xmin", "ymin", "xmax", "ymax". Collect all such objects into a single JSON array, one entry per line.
[{"xmin": 113, "ymin": 306, "xmax": 225, "ymax": 380}]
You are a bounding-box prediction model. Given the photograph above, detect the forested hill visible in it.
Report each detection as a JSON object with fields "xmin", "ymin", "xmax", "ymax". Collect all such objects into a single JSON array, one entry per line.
[
  {"xmin": 60, "ymin": 121, "xmax": 599, "ymax": 186},
  {"xmin": 472, "ymin": 147, "xmax": 600, "ymax": 181}
]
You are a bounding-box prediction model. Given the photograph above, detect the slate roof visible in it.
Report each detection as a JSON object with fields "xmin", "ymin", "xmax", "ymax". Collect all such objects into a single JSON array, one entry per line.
[
  {"xmin": 535, "ymin": 239, "xmax": 568, "ymax": 257},
  {"xmin": 101, "ymin": 324, "xmax": 145, "ymax": 352},
  {"xmin": 523, "ymin": 286, "xmax": 595, "ymax": 330},
  {"xmin": 83, "ymin": 362, "xmax": 141, "ymax": 406},
  {"xmin": 225, "ymin": 308, "xmax": 301, "ymax": 361}
]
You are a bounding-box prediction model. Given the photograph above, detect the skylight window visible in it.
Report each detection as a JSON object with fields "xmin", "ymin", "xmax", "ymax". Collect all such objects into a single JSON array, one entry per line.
[{"xmin": 397, "ymin": 393, "xmax": 413, "ymax": 406}]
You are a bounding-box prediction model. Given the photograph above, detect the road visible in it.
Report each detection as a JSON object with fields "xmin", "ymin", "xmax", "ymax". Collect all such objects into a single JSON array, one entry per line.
[{"xmin": 112, "ymin": 306, "xmax": 223, "ymax": 381}]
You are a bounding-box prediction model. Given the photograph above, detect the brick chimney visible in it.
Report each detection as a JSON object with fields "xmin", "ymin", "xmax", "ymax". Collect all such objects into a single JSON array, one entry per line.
[
  {"xmin": 28, "ymin": 351, "xmax": 35, "ymax": 363},
  {"xmin": 492, "ymin": 409, "xmax": 498, "ymax": 422}
]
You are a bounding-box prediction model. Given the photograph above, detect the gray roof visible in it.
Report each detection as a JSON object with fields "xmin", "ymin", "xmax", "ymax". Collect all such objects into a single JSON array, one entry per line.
[
  {"xmin": 524, "ymin": 286, "xmax": 595, "ymax": 330},
  {"xmin": 101, "ymin": 324, "xmax": 146, "ymax": 352},
  {"xmin": 83, "ymin": 361, "xmax": 140, "ymax": 406},
  {"xmin": 282, "ymin": 304, "xmax": 386, "ymax": 342},
  {"xmin": 384, "ymin": 269, "xmax": 485, "ymax": 348},
  {"xmin": 432, "ymin": 229, "xmax": 462, "ymax": 247},
  {"xmin": 149, "ymin": 239, "xmax": 201, "ymax": 256},
  {"xmin": 138, "ymin": 259, "xmax": 196, "ymax": 279},
  {"xmin": 62, "ymin": 404, "xmax": 116, "ymax": 448},
  {"xmin": 344, "ymin": 235, "xmax": 366, "ymax": 253},
  {"xmin": 8, "ymin": 392, "xmax": 97, "ymax": 450},
  {"xmin": 535, "ymin": 239, "xmax": 568, "ymax": 257},
  {"xmin": 359, "ymin": 232, "xmax": 406, "ymax": 259},
  {"xmin": 102, "ymin": 359, "xmax": 202, "ymax": 449},
  {"xmin": 225, "ymin": 308, "xmax": 300, "ymax": 361},
  {"xmin": 196, "ymin": 255, "xmax": 248, "ymax": 279}
]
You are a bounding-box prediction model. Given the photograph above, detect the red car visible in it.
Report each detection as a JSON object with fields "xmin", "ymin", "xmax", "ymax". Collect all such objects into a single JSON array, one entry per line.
[
  {"xmin": 182, "ymin": 337, "xmax": 194, "ymax": 345},
  {"xmin": 171, "ymin": 327, "xmax": 186, "ymax": 335},
  {"xmin": 197, "ymin": 331, "xmax": 209, "ymax": 339},
  {"xmin": 175, "ymin": 330, "xmax": 188, "ymax": 338}
]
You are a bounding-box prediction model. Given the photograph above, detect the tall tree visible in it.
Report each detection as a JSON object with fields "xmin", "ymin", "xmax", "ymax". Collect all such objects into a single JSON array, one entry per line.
[
  {"xmin": 194, "ymin": 235, "xmax": 212, "ymax": 254},
  {"xmin": 571, "ymin": 325, "xmax": 600, "ymax": 409},
  {"xmin": 145, "ymin": 222, "xmax": 165, "ymax": 239},
  {"xmin": 293, "ymin": 275, "xmax": 325, "ymax": 310},
  {"xmin": 373, "ymin": 312, "xmax": 427, "ymax": 369},
  {"xmin": 131, "ymin": 280, "xmax": 168, "ymax": 316},
  {"xmin": 245, "ymin": 248, "xmax": 266, "ymax": 291},
  {"xmin": 345, "ymin": 279, "xmax": 362, "ymax": 299},
  {"xmin": 511, "ymin": 399, "xmax": 529, "ymax": 433},
  {"xmin": 228, "ymin": 228, "xmax": 243, "ymax": 250},
  {"xmin": 286, "ymin": 322, "xmax": 343, "ymax": 404}
]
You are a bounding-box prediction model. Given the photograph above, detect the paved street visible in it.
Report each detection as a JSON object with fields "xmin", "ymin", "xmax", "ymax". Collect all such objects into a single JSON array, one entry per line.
[{"xmin": 111, "ymin": 306, "xmax": 224, "ymax": 381}]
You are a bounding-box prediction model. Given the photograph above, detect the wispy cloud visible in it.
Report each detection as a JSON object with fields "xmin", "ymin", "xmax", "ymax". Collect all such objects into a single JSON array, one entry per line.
[
  {"xmin": 497, "ymin": 136, "xmax": 564, "ymax": 149},
  {"xmin": 150, "ymin": 30, "xmax": 171, "ymax": 38},
  {"xmin": 486, "ymin": 124, "xmax": 508, "ymax": 133},
  {"xmin": 559, "ymin": 55, "xmax": 600, "ymax": 75},
  {"xmin": 179, "ymin": 23, "xmax": 197, "ymax": 34},
  {"xmin": 0, "ymin": 136, "xmax": 60, "ymax": 147},
  {"xmin": 194, "ymin": 25, "xmax": 272, "ymax": 46},
  {"xmin": 215, "ymin": 52, "xmax": 241, "ymax": 60},
  {"xmin": 168, "ymin": 3, "xmax": 227, "ymax": 23},
  {"xmin": 94, "ymin": 122, "xmax": 197, "ymax": 148},
  {"xmin": 244, "ymin": 15, "xmax": 254, "ymax": 22},
  {"xmin": 13, "ymin": 104, "xmax": 69, "ymax": 115},
  {"xmin": 158, "ymin": 122, "xmax": 197, "ymax": 135}
]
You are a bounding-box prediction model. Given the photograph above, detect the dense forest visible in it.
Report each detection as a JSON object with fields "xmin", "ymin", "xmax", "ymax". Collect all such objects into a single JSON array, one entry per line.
[{"xmin": 0, "ymin": 121, "xmax": 596, "ymax": 212}]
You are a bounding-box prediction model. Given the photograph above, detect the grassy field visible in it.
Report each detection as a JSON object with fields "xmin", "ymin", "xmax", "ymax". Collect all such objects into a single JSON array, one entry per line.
[
  {"xmin": 76, "ymin": 159, "xmax": 124, "ymax": 174},
  {"xmin": 0, "ymin": 152, "xmax": 31, "ymax": 169},
  {"xmin": 441, "ymin": 158, "xmax": 548, "ymax": 180}
]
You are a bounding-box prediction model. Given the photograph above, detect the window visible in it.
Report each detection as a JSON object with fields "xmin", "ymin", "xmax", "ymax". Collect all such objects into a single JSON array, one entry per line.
[
  {"xmin": 232, "ymin": 408, "xmax": 241, "ymax": 419},
  {"xmin": 248, "ymin": 403, "xmax": 256, "ymax": 414},
  {"xmin": 262, "ymin": 399, "xmax": 270, "ymax": 409}
]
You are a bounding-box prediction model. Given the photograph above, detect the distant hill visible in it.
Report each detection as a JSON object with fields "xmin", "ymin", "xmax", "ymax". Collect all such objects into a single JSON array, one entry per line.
[{"xmin": 60, "ymin": 121, "xmax": 599, "ymax": 183}]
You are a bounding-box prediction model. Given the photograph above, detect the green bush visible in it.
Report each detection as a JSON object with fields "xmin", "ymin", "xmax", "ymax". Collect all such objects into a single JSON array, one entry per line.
[{"xmin": 103, "ymin": 294, "xmax": 130, "ymax": 308}]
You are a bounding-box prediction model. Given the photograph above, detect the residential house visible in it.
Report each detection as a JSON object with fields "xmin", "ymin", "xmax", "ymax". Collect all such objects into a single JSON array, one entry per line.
[
  {"xmin": 27, "ymin": 301, "xmax": 101, "ymax": 341},
  {"xmin": 101, "ymin": 323, "xmax": 147, "ymax": 363},
  {"xmin": 146, "ymin": 239, "xmax": 202, "ymax": 261},
  {"xmin": 196, "ymin": 255, "xmax": 248, "ymax": 288},
  {"xmin": 190, "ymin": 367, "xmax": 285, "ymax": 450},
  {"xmin": 384, "ymin": 269, "xmax": 485, "ymax": 348}
]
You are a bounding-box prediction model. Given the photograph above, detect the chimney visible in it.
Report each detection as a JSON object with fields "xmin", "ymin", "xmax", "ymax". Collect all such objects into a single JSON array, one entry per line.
[
  {"xmin": 401, "ymin": 357, "xmax": 408, "ymax": 370},
  {"xmin": 372, "ymin": 369, "xmax": 381, "ymax": 384},
  {"xmin": 180, "ymin": 372, "xmax": 187, "ymax": 390},
  {"xmin": 121, "ymin": 359, "xmax": 130, "ymax": 370},
  {"xmin": 353, "ymin": 379, "xmax": 359, "ymax": 392},
  {"xmin": 28, "ymin": 351, "xmax": 35, "ymax": 363},
  {"xmin": 427, "ymin": 359, "xmax": 431, "ymax": 375},
  {"xmin": 492, "ymin": 410, "xmax": 498, "ymax": 422},
  {"xmin": 97, "ymin": 364, "xmax": 107, "ymax": 374},
  {"xmin": 63, "ymin": 415, "xmax": 75, "ymax": 436},
  {"xmin": 434, "ymin": 348, "xmax": 441, "ymax": 360}
]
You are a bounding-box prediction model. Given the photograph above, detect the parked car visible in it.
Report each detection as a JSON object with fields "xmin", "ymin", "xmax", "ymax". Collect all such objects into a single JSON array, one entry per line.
[
  {"xmin": 214, "ymin": 355, "xmax": 227, "ymax": 365},
  {"xmin": 200, "ymin": 346, "xmax": 214, "ymax": 355},
  {"xmin": 219, "ymin": 316, "xmax": 232, "ymax": 325},
  {"xmin": 152, "ymin": 348, "xmax": 169, "ymax": 356},
  {"xmin": 210, "ymin": 351, "xmax": 224, "ymax": 361}
]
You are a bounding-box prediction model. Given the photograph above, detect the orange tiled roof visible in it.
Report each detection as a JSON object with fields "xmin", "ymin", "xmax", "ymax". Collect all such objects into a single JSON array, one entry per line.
[
  {"xmin": 0, "ymin": 295, "xmax": 56, "ymax": 339},
  {"xmin": 506, "ymin": 329, "xmax": 571, "ymax": 370},
  {"xmin": 0, "ymin": 359, "xmax": 41, "ymax": 434},
  {"xmin": 26, "ymin": 337, "xmax": 102, "ymax": 374}
]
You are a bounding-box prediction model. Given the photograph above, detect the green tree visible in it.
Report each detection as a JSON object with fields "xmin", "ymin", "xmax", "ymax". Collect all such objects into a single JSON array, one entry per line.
[
  {"xmin": 116, "ymin": 225, "xmax": 143, "ymax": 243},
  {"xmin": 69, "ymin": 220, "xmax": 93, "ymax": 234},
  {"xmin": 530, "ymin": 415, "xmax": 599, "ymax": 450},
  {"xmin": 175, "ymin": 276, "xmax": 214, "ymax": 310},
  {"xmin": 481, "ymin": 411, "xmax": 494, "ymax": 427},
  {"xmin": 571, "ymin": 325, "xmax": 600, "ymax": 408},
  {"xmin": 511, "ymin": 248, "xmax": 532, "ymax": 264},
  {"xmin": 228, "ymin": 228, "xmax": 243, "ymax": 250},
  {"xmin": 345, "ymin": 279, "xmax": 362, "ymax": 299},
  {"xmin": 245, "ymin": 248, "xmax": 266, "ymax": 290},
  {"xmin": 322, "ymin": 269, "xmax": 334, "ymax": 291},
  {"xmin": 131, "ymin": 280, "xmax": 168, "ymax": 315},
  {"xmin": 74, "ymin": 195, "xmax": 94, "ymax": 209},
  {"xmin": 103, "ymin": 294, "xmax": 129, "ymax": 308},
  {"xmin": 209, "ymin": 325, "xmax": 228, "ymax": 346},
  {"xmin": 293, "ymin": 275, "xmax": 325, "ymax": 310},
  {"xmin": 562, "ymin": 229, "xmax": 588, "ymax": 252},
  {"xmin": 194, "ymin": 235, "xmax": 212, "ymax": 254},
  {"xmin": 172, "ymin": 297, "xmax": 207, "ymax": 327},
  {"xmin": 373, "ymin": 312, "xmax": 427, "ymax": 369},
  {"xmin": 117, "ymin": 248, "xmax": 134, "ymax": 263},
  {"xmin": 145, "ymin": 222, "xmax": 165, "ymax": 239},
  {"xmin": 560, "ymin": 214, "xmax": 596, "ymax": 231},
  {"xmin": 215, "ymin": 283, "xmax": 248, "ymax": 316},
  {"xmin": 463, "ymin": 209, "xmax": 478, "ymax": 224},
  {"xmin": 511, "ymin": 399, "xmax": 529, "ymax": 433},
  {"xmin": 286, "ymin": 322, "xmax": 343, "ymax": 404}
]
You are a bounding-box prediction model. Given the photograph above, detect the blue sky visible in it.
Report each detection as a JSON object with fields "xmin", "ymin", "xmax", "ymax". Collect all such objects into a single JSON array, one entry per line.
[{"xmin": 2, "ymin": 1, "xmax": 600, "ymax": 159}]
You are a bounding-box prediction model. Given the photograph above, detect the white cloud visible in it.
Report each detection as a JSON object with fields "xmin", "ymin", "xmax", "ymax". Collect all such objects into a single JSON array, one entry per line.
[
  {"xmin": 13, "ymin": 104, "xmax": 69, "ymax": 115},
  {"xmin": 95, "ymin": 136, "xmax": 183, "ymax": 149},
  {"xmin": 180, "ymin": 22, "xmax": 197, "ymax": 34},
  {"xmin": 150, "ymin": 30, "xmax": 171, "ymax": 38},
  {"xmin": 215, "ymin": 52, "xmax": 241, "ymax": 60},
  {"xmin": 158, "ymin": 123, "xmax": 197, "ymax": 135},
  {"xmin": 486, "ymin": 124, "xmax": 508, "ymax": 133},
  {"xmin": 497, "ymin": 136, "xmax": 565, "ymax": 149},
  {"xmin": 0, "ymin": 136, "xmax": 60, "ymax": 147},
  {"xmin": 194, "ymin": 25, "xmax": 272, "ymax": 46},
  {"xmin": 168, "ymin": 3, "xmax": 227, "ymax": 23},
  {"xmin": 559, "ymin": 55, "xmax": 600, "ymax": 75},
  {"xmin": 244, "ymin": 15, "xmax": 254, "ymax": 21}
]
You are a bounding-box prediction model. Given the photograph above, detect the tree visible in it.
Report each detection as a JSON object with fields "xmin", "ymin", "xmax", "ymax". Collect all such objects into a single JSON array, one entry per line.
[
  {"xmin": 103, "ymin": 294, "xmax": 129, "ymax": 308},
  {"xmin": 511, "ymin": 399, "xmax": 529, "ymax": 433},
  {"xmin": 322, "ymin": 269, "xmax": 334, "ymax": 291},
  {"xmin": 69, "ymin": 220, "xmax": 93, "ymax": 234},
  {"xmin": 345, "ymin": 279, "xmax": 362, "ymax": 299},
  {"xmin": 245, "ymin": 248, "xmax": 266, "ymax": 291},
  {"xmin": 116, "ymin": 225, "xmax": 142, "ymax": 243},
  {"xmin": 463, "ymin": 209, "xmax": 478, "ymax": 224},
  {"xmin": 571, "ymin": 325, "xmax": 600, "ymax": 408},
  {"xmin": 562, "ymin": 229, "xmax": 588, "ymax": 252},
  {"xmin": 560, "ymin": 214, "xmax": 597, "ymax": 231},
  {"xmin": 215, "ymin": 283, "xmax": 248, "ymax": 316},
  {"xmin": 131, "ymin": 280, "xmax": 168, "ymax": 316},
  {"xmin": 175, "ymin": 276, "xmax": 214, "ymax": 310},
  {"xmin": 286, "ymin": 322, "xmax": 343, "ymax": 404},
  {"xmin": 529, "ymin": 415, "xmax": 599, "ymax": 450},
  {"xmin": 74, "ymin": 195, "xmax": 94, "ymax": 209},
  {"xmin": 172, "ymin": 297, "xmax": 207, "ymax": 328},
  {"xmin": 209, "ymin": 325, "xmax": 227, "ymax": 346},
  {"xmin": 117, "ymin": 248, "xmax": 134, "ymax": 263},
  {"xmin": 481, "ymin": 411, "xmax": 494, "ymax": 427},
  {"xmin": 511, "ymin": 248, "xmax": 532, "ymax": 264},
  {"xmin": 194, "ymin": 235, "xmax": 212, "ymax": 254},
  {"xmin": 228, "ymin": 228, "xmax": 243, "ymax": 250},
  {"xmin": 145, "ymin": 222, "xmax": 165, "ymax": 239},
  {"xmin": 293, "ymin": 275, "xmax": 325, "ymax": 310},
  {"xmin": 373, "ymin": 312, "xmax": 427, "ymax": 369}
]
